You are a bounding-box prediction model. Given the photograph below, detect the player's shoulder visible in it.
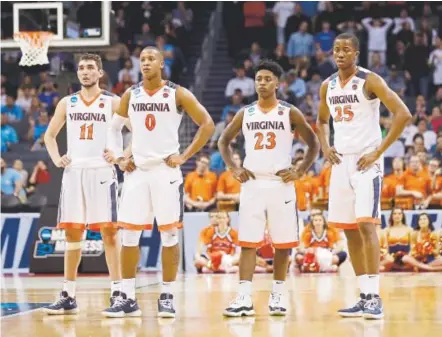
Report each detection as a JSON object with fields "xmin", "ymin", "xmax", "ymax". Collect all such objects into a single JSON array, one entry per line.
[
  {"xmin": 278, "ymin": 100, "xmax": 292, "ymax": 109},
  {"xmin": 101, "ymin": 90, "xmax": 116, "ymax": 97},
  {"xmin": 165, "ymin": 80, "xmax": 179, "ymax": 90},
  {"xmin": 61, "ymin": 91, "xmax": 80, "ymax": 106},
  {"xmin": 243, "ymin": 101, "xmax": 258, "ymax": 113}
]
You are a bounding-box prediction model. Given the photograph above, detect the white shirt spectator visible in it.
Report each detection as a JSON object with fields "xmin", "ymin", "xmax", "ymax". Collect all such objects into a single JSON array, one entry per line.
[
  {"xmin": 130, "ymin": 56, "xmax": 141, "ymax": 80},
  {"xmin": 272, "ymin": 2, "xmax": 295, "ymax": 28},
  {"xmin": 405, "ymin": 130, "xmax": 437, "ymax": 151},
  {"xmin": 361, "ymin": 17, "xmax": 393, "ymax": 52},
  {"xmin": 225, "ymin": 76, "xmax": 255, "ymax": 98},
  {"xmin": 16, "ymin": 95, "xmax": 32, "ymax": 113},
  {"xmin": 384, "ymin": 140, "xmax": 405, "ymax": 158},
  {"xmin": 118, "ymin": 68, "xmax": 139, "ymax": 84},
  {"xmin": 429, "ymin": 47, "xmax": 442, "ymax": 86},
  {"xmin": 402, "ymin": 123, "xmax": 418, "ymax": 143},
  {"xmin": 393, "ymin": 17, "xmax": 415, "ymax": 34}
]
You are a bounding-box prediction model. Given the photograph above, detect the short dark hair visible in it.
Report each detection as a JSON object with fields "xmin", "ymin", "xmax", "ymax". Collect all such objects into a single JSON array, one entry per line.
[
  {"xmin": 197, "ymin": 153, "xmax": 210, "ymax": 162},
  {"xmin": 255, "ymin": 59, "xmax": 284, "ymax": 79},
  {"xmin": 78, "ymin": 53, "xmax": 103, "ymax": 70},
  {"xmin": 335, "ymin": 33, "xmax": 360, "ymax": 51}
]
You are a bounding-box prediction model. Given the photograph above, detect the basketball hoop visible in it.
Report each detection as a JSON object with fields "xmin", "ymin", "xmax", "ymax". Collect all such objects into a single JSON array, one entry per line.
[{"xmin": 14, "ymin": 31, "xmax": 54, "ymax": 66}]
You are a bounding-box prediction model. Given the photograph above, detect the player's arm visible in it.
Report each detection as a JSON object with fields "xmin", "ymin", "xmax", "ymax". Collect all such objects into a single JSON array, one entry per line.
[
  {"xmin": 107, "ymin": 89, "xmax": 130, "ymax": 162},
  {"xmin": 44, "ymin": 97, "xmax": 70, "ymax": 168},
  {"xmin": 174, "ymin": 86, "xmax": 215, "ymax": 162}
]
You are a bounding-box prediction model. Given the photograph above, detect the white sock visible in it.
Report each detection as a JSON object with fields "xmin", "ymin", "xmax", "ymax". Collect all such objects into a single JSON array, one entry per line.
[
  {"xmin": 239, "ymin": 280, "xmax": 252, "ymax": 296},
  {"xmin": 63, "ymin": 280, "xmax": 76, "ymax": 297},
  {"xmin": 272, "ymin": 280, "xmax": 285, "ymax": 294},
  {"xmin": 357, "ymin": 274, "xmax": 368, "ymax": 296},
  {"xmin": 122, "ymin": 278, "xmax": 136, "ymax": 299},
  {"xmin": 111, "ymin": 280, "xmax": 122, "ymax": 294},
  {"xmin": 366, "ymin": 274, "xmax": 380, "ymax": 295},
  {"xmin": 161, "ymin": 281, "xmax": 175, "ymax": 295}
]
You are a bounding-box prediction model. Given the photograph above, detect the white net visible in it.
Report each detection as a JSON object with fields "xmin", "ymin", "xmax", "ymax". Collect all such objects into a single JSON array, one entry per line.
[{"xmin": 14, "ymin": 31, "xmax": 53, "ymax": 66}]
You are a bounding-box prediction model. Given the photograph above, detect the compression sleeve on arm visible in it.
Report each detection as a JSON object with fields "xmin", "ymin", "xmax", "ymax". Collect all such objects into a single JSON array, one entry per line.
[{"xmin": 107, "ymin": 114, "xmax": 127, "ymax": 158}]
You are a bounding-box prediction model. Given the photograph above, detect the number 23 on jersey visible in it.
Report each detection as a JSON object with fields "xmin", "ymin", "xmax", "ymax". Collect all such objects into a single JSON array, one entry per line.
[{"xmin": 254, "ymin": 132, "xmax": 276, "ymax": 150}]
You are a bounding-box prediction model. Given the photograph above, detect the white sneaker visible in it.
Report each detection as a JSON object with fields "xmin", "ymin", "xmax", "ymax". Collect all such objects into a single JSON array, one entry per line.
[
  {"xmin": 268, "ymin": 292, "xmax": 287, "ymax": 316},
  {"xmin": 223, "ymin": 294, "xmax": 255, "ymax": 317}
]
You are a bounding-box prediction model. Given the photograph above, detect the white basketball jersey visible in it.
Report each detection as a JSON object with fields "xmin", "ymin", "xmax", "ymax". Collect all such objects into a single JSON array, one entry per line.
[
  {"xmin": 242, "ymin": 101, "xmax": 293, "ymax": 178},
  {"xmin": 326, "ymin": 67, "xmax": 382, "ymax": 154},
  {"xmin": 66, "ymin": 91, "xmax": 114, "ymax": 168},
  {"xmin": 128, "ymin": 81, "xmax": 183, "ymax": 168}
]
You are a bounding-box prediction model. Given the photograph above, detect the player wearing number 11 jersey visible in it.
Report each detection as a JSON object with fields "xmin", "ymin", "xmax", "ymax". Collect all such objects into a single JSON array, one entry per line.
[{"xmin": 317, "ymin": 33, "xmax": 412, "ymax": 319}]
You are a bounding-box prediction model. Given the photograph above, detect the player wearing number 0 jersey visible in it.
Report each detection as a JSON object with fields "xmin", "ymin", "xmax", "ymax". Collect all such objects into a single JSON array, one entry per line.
[
  {"xmin": 104, "ymin": 46, "xmax": 214, "ymax": 318},
  {"xmin": 317, "ymin": 34, "xmax": 411, "ymax": 320},
  {"xmin": 219, "ymin": 60, "xmax": 319, "ymax": 317},
  {"xmin": 43, "ymin": 54, "xmax": 123, "ymax": 315}
]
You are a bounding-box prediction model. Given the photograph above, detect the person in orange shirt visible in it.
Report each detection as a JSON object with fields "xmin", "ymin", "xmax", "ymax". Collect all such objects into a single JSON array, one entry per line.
[
  {"xmin": 217, "ymin": 152, "xmax": 242, "ymax": 210},
  {"xmin": 317, "ymin": 159, "xmax": 331, "ymax": 199},
  {"xmin": 184, "ymin": 154, "xmax": 218, "ymax": 211},
  {"xmin": 382, "ymin": 157, "xmax": 405, "ymax": 199},
  {"xmin": 416, "ymin": 150, "xmax": 429, "ymax": 173},
  {"xmin": 396, "ymin": 155, "xmax": 433, "ymax": 209},
  {"xmin": 194, "ymin": 211, "xmax": 239, "ymax": 273},
  {"xmin": 293, "ymin": 158, "xmax": 318, "ymax": 211},
  {"xmin": 431, "ymin": 163, "xmax": 442, "ymax": 205}
]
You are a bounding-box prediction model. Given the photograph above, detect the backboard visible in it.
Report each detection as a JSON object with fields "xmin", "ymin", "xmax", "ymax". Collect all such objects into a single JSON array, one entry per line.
[{"xmin": 1, "ymin": 1, "xmax": 111, "ymax": 50}]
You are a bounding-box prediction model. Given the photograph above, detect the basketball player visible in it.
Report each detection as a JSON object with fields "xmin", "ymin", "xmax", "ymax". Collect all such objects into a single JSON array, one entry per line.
[
  {"xmin": 103, "ymin": 46, "xmax": 215, "ymax": 318},
  {"xmin": 42, "ymin": 54, "xmax": 124, "ymax": 314},
  {"xmin": 317, "ymin": 33, "xmax": 412, "ymax": 319},
  {"xmin": 219, "ymin": 60, "xmax": 319, "ymax": 317}
]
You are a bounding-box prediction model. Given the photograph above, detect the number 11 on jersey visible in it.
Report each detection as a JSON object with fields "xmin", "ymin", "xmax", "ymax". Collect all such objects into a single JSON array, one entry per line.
[{"xmin": 79, "ymin": 123, "xmax": 94, "ymax": 140}]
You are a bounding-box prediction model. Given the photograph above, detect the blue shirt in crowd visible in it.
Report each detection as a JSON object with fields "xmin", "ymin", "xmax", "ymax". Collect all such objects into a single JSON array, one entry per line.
[
  {"xmin": 221, "ymin": 104, "xmax": 244, "ymax": 120},
  {"xmin": 315, "ymin": 31, "xmax": 336, "ymax": 53},
  {"xmin": 289, "ymin": 78, "xmax": 307, "ymax": 98},
  {"xmin": 38, "ymin": 92, "xmax": 59, "ymax": 109},
  {"xmin": 210, "ymin": 151, "xmax": 226, "ymax": 176},
  {"xmin": 287, "ymin": 32, "xmax": 314, "ymax": 58},
  {"xmin": 1, "ymin": 168, "xmax": 21, "ymax": 195},
  {"xmin": 34, "ymin": 124, "xmax": 49, "ymax": 141},
  {"xmin": 1, "ymin": 124, "xmax": 19, "ymax": 148},
  {"xmin": 1, "ymin": 104, "xmax": 23, "ymax": 122}
]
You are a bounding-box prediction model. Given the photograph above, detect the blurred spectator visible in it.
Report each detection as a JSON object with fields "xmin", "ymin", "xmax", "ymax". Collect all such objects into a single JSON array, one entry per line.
[
  {"xmin": 248, "ymin": 42, "xmax": 264, "ymax": 67},
  {"xmin": 306, "ymin": 72, "xmax": 321, "ymax": 100},
  {"xmin": 130, "ymin": 47, "xmax": 142, "ymax": 77},
  {"xmin": 383, "ymin": 118, "xmax": 405, "ymax": 159},
  {"xmin": 361, "ymin": 17, "xmax": 393, "ymax": 67},
  {"xmin": 210, "ymin": 143, "xmax": 225, "ymax": 176},
  {"xmin": 28, "ymin": 112, "xmax": 49, "ymax": 142},
  {"xmin": 382, "ymin": 157, "xmax": 405, "ymax": 199},
  {"xmin": 211, "ymin": 111, "xmax": 235, "ymax": 148},
  {"xmin": 221, "ymin": 94, "xmax": 244, "ymax": 121},
  {"xmin": 243, "ymin": 59, "xmax": 255, "ymax": 78},
  {"xmin": 412, "ymin": 134, "xmax": 426, "ymax": 154},
  {"xmin": 415, "ymin": 118, "xmax": 437, "ymax": 151},
  {"xmin": 293, "ymin": 158, "xmax": 317, "ymax": 211},
  {"xmin": 396, "ymin": 21, "xmax": 415, "ymax": 47},
  {"xmin": 393, "ymin": 8, "xmax": 416, "ymax": 35},
  {"xmin": 298, "ymin": 1, "xmax": 318, "ymax": 18},
  {"xmin": 172, "ymin": 1, "xmax": 193, "ymax": 31},
  {"xmin": 16, "ymin": 87, "xmax": 34, "ymax": 113},
  {"xmin": 388, "ymin": 40, "xmax": 407, "ymax": 70},
  {"xmin": 386, "ymin": 66, "xmax": 407, "ymax": 98},
  {"xmin": 405, "ymin": 33, "xmax": 430, "ymax": 98},
  {"xmin": 315, "ymin": 21, "xmax": 336, "ymax": 55},
  {"xmin": 118, "ymin": 58, "xmax": 139, "ymax": 84},
  {"xmin": 134, "ymin": 23, "xmax": 156, "ymax": 47},
  {"xmin": 314, "ymin": 2, "xmax": 338, "ymax": 33},
  {"xmin": 1, "ymin": 86, "xmax": 6, "ymax": 106},
  {"xmin": 12, "ymin": 160, "xmax": 28, "ymax": 188},
  {"xmin": 369, "ymin": 52, "xmax": 389, "ymax": 78},
  {"xmin": 313, "ymin": 49, "xmax": 335, "ymax": 80},
  {"xmin": 38, "ymin": 81, "xmax": 59, "ymax": 110},
  {"xmin": 1, "ymin": 158, "xmax": 25, "ymax": 201},
  {"xmin": 277, "ymin": 78, "xmax": 297, "ymax": 105},
  {"xmin": 272, "ymin": 1, "xmax": 296, "ymax": 45},
  {"xmin": 184, "ymin": 154, "xmax": 217, "ymax": 212},
  {"xmin": 430, "ymin": 107, "xmax": 442, "ymax": 132},
  {"xmin": 156, "ymin": 36, "xmax": 174, "ymax": 79},
  {"xmin": 103, "ymin": 33, "xmax": 131, "ymax": 85},
  {"xmin": 216, "ymin": 152, "xmax": 242, "ymax": 210},
  {"xmin": 299, "ymin": 94, "xmax": 318, "ymax": 117},
  {"xmin": 224, "ymin": 65, "xmax": 255, "ymax": 99},
  {"xmin": 31, "ymin": 132, "xmax": 46, "ymax": 152},
  {"xmin": 287, "ymin": 70, "xmax": 306, "ymax": 100},
  {"xmin": 429, "ymin": 37, "xmax": 442, "ymax": 88},
  {"xmin": 271, "ymin": 44, "xmax": 290, "ymax": 72},
  {"xmin": 429, "ymin": 87, "xmax": 442, "ymax": 111},
  {"xmin": 287, "ymin": 21, "xmax": 314, "ymax": 63},
  {"xmin": 432, "ymin": 135, "xmax": 442, "ymax": 161},
  {"xmin": 419, "ymin": 3, "xmax": 439, "ymax": 30},
  {"xmin": 337, "ymin": 19, "xmax": 363, "ymax": 36},
  {"xmin": 243, "ymin": 1, "xmax": 266, "ymax": 46},
  {"xmin": 27, "ymin": 160, "xmax": 51, "ymax": 195},
  {"xmin": 112, "ymin": 73, "xmax": 134, "ymax": 96},
  {"xmin": 284, "ymin": 3, "xmax": 311, "ymax": 44},
  {"xmin": 1, "ymin": 95, "xmax": 24, "ymax": 122},
  {"xmin": 28, "ymin": 97, "xmax": 43, "ymax": 121},
  {"xmin": 1, "ymin": 114, "xmax": 18, "ymax": 152},
  {"xmin": 419, "ymin": 18, "xmax": 437, "ymax": 48}
]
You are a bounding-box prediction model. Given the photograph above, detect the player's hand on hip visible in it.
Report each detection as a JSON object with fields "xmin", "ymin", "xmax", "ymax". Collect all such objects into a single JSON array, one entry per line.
[
  {"xmin": 164, "ymin": 153, "xmax": 186, "ymax": 168},
  {"xmin": 103, "ymin": 148, "xmax": 116, "ymax": 164},
  {"xmin": 357, "ymin": 149, "xmax": 380, "ymax": 171},
  {"xmin": 117, "ymin": 157, "xmax": 136, "ymax": 172},
  {"xmin": 232, "ymin": 167, "xmax": 255, "ymax": 183},
  {"xmin": 323, "ymin": 146, "xmax": 342, "ymax": 165},
  {"xmin": 56, "ymin": 155, "xmax": 71, "ymax": 168},
  {"xmin": 276, "ymin": 168, "xmax": 302, "ymax": 183}
]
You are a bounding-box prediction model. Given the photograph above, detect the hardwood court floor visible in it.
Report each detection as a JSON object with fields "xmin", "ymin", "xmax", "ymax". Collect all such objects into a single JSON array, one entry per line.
[{"xmin": 1, "ymin": 270, "xmax": 442, "ymax": 337}]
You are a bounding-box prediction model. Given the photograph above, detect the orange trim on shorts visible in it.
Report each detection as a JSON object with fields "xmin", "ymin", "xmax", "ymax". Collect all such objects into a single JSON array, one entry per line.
[
  {"xmin": 328, "ymin": 222, "xmax": 358, "ymax": 230},
  {"xmin": 273, "ymin": 242, "xmax": 299, "ymax": 249},
  {"xmin": 57, "ymin": 222, "xmax": 86, "ymax": 230},
  {"xmin": 356, "ymin": 217, "xmax": 381, "ymax": 224},
  {"xmin": 88, "ymin": 222, "xmax": 119, "ymax": 232},
  {"xmin": 238, "ymin": 240, "xmax": 265, "ymax": 248},
  {"xmin": 118, "ymin": 222, "xmax": 153, "ymax": 231},
  {"xmin": 158, "ymin": 222, "xmax": 183, "ymax": 232}
]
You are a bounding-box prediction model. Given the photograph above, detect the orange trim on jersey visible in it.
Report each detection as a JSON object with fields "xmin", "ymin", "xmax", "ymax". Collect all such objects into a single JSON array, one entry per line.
[
  {"xmin": 88, "ymin": 222, "xmax": 119, "ymax": 232},
  {"xmin": 339, "ymin": 69, "xmax": 358, "ymax": 89},
  {"xmin": 273, "ymin": 241, "xmax": 299, "ymax": 249},
  {"xmin": 356, "ymin": 217, "xmax": 381, "ymax": 224},
  {"xmin": 118, "ymin": 222, "xmax": 153, "ymax": 231},
  {"xmin": 328, "ymin": 222, "xmax": 358, "ymax": 230},
  {"xmin": 158, "ymin": 221, "xmax": 183, "ymax": 232},
  {"xmin": 79, "ymin": 90, "xmax": 103, "ymax": 107},
  {"xmin": 239, "ymin": 240, "xmax": 265, "ymax": 248},
  {"xmin": 57, "ymin": 222, "xmax": 86, "ymax": 230},
  {"xmin": 143, "ymin": 81, "xmax": 167, "ymax": 97}
]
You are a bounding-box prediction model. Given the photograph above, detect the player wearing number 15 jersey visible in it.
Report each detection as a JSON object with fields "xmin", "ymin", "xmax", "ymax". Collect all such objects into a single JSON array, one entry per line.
[
  {"xmin": 317, "ymin": 33, "xmax": 412, "ymax": 319},
  {"xmin": 43, "ymin": 54, "xmax": 123, "ymax": 315}
]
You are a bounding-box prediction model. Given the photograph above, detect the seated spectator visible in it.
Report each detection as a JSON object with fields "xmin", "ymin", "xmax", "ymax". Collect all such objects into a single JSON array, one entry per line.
[
  {"xmin": 271, "ymin": 44, "xmax": 290, "ymax": 72},
  {"xmin": 134, "ymin": 23, "xmax": 156, "ymax": 47},
  {"xmin": 293, "ymin": 158, "xmax": 318, "ymax": 211},
  {"xmin": 401, "ymin": 118, "xmax": 418, "ymax": 143},
  {"xmin": 112, "ymin": 73, "xmax": 134, "ymax": 96},
  {"xmin": 299, "ymin": 94, "xmax": 318, "ymax": 117},
  {"xmin": 194, "ymin": 211, "xmax": 239, "ymax": 273},
  {"xmin": 1, "ymin": 95, "xmax": 23, "ymax": 122},
  {"xmin": 118, "ymin": 58, "xmax": 139, "ymax": 84},
  {"xmin": 432, "ymin": 135, "xmax": 442, "ymax": 161},
  {"xmin": 312, "ymin": 49, "xmax": 335, "ymax": 80},
  {"xmin": 248, "ymin": 42, "xmax": 264, "ymax": 67},
  {"xmin": 382, "ymin": 157, "xmax": 405, "ymax": 199},
  {"xmin": 209, "ymin": 144, "xmax": 225, "ymax": 176},
  {"xmin": 217, "ymin": 152, "xmax": 242, "ymax": 211},
  {"xmin": 221, "ymin": 93, "xmax": 244, "ymax": 121},
  {"xmin": 429, "ymin": 37, "xmax": 442, "ymax": 89},
  {"xmin": 130, "ymin": 47, "xmax": 141, "ymax": 77},
  {"xmin": 306, "ymin": 72, "xmax": 322, "ymax": 101},
  {"xmin": 12, "ymin": 159, "xmax": 28, "ymax": 188},
  {"xmin": 287, "ymin": 70, "xmax": 306, "ymax": 100},
  {"xmin": 16, "ymin": 87, "xmax": 34, "ymax": 113},
  {"xmin": 224, "ymin": 65, "xmax": 255, "ymax": 100},
  {"xmin": 277, "ymin": 78, "xmax": 296, "ymax": 105},
  {"xmin": 1, "ymin": 114, "xmax": 18, "ymax": 152},
  {"xmin": 29, "ymin": 97, "xmax": 44, "ymax": 120},
  {"xmin": 287, "ymin": 21, "xmax": 314, "ymax": 65},
  {"xmin": 272, "ymin": 1, "xmax": 296, "ymax": 45},
  {"xmin": 314, "ymin": 21, "xmax": 335, "ymax": 55},
  {"xmin": 243, "ymin": 59, "xmax": 255, "ymax": 78},
  {"xmin": 26, "ymin": 160, "xmax": 50, "ymax": 195},
  {"xmin": 430, "ymin": 107, "xmax": 442, "ymax": 133},
  {"xmin": 317, "ymin": 160, "xmax": 331, "ymax": 200},
  {"xmin": 211, "ymin": 111, "xmax": 235, "ymax": 148},
  {"xmin": 28, "ymin": 112, "xmax": 49, "ymax": 142},
  {"xmin": 383, "ymin": 118, "xmax": 405, "ymax": 158},
  {"xmin": 184, "ymin": 154, "xmax": 217, "ymax": 211},
  {"xmin": 38, "ymin": 81, "xmax": 59, "ymax": 110},
  {"xmin": 429, "ymin": 87, "xmax": 442, "ymax": 111},
  {"xmin": 369, "ymin": 52, "xmax": 388, "ymax": 78},
  {"xmin": 31, "ymin": 132, "xmax": 46, "ymax": 152},
  {"xmin": 156, "ymin": 36, "xmax": 175, "ymax": 79},
  {"xmin": 385, "ymin": 66, "xmax": 406, "ymax": 98},
  {"xmin": 417, "ymin": 120, "xmax": 437, "ymax": 151},
  {"xmin": 1, "ymin": 158, "xmax": 26, "ymax": 202}
]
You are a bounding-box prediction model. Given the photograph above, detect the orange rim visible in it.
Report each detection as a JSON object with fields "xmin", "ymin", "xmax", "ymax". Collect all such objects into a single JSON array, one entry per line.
[{"xmin": 14, "ymin": 31, "xmax": 54, "ymax": 48}]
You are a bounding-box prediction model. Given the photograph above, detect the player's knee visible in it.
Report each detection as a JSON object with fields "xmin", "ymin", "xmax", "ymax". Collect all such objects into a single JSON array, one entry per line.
[
  {"xmin": 160, "ymin": 228, "xmax": 179, "ymax": 247},
  {"xmin": 122, "ymin": 229, "xmax": 142, "ymax": 247},
  {"xmin": 65, "ymin": 228, "xmax": 84, "ymax": 242},
  {"xmin": 100, "ymin": 227, "xmax": 119, "ymax": 246},
  {"xmin": 358, "ymin": 223, "xmax": 376, "ymax": 238},
  {"xmin": 66, "ymin": 241, "xmax": 83, "ymax": 251}
]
